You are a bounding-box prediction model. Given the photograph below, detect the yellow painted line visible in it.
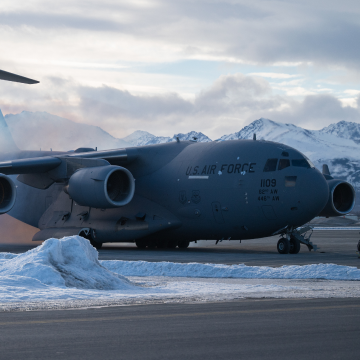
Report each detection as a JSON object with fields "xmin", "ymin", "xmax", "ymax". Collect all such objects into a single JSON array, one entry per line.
[{"xmin": 0, "ymin": 304, "xmax": 359, "ymax": 326}]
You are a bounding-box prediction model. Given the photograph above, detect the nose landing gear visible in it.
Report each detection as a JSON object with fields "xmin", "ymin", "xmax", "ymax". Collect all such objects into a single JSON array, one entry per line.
[{"xmin": 277, "ymin": 226, "xmax": 316, "ymax": 254}]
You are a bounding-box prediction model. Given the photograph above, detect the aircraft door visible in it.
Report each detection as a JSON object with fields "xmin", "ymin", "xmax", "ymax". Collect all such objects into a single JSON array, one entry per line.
[{"xmin": 212, "ymin": 202, "xmax": 224, "ymax": 223}]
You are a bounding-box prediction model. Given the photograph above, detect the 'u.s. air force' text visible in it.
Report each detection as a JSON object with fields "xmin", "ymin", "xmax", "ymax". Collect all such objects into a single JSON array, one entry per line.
[{"xmin": 186, "ymin": 163, "xmax": 256, "ymax": 175}]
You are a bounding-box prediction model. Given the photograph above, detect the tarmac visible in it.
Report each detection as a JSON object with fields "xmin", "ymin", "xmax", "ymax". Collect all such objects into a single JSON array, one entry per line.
[
  {"xmin": 2, "ymin": 230, "xmax": 360, "ymax": 267},
  {"xmin": 0, "ymin": 298, "xmax": 358, "ymax": 360},
  {"xmin": 0, "ymin": 229, "xmax": 359, "ymax": 359}
]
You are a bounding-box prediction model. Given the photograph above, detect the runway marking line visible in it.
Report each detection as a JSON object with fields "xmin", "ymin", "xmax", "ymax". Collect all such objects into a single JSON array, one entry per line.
[{"xmin": 0, "ymin": 303, "xmax": 359, "ymax": 326}]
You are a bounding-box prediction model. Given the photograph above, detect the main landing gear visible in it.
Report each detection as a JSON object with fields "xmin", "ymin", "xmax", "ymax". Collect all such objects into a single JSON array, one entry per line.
[
  {"xmin": 79, "ymin": 228, "xmax": 103, "ymax": 250},
  {"xmin": 277, "ymin": 226, "xmax": 316, "ymax": 254},
  {"xmin": 135, "ymin": 239, "xmax": 190, "ymax": 250}
]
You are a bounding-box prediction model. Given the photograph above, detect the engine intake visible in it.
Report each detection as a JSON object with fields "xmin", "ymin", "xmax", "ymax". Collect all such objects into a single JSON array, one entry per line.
[
  {"xmin": 319, "ymin": 179, "xmax": 355, "ymax": 217},
  {"xmin": 67, "ymin": 165, "xmax": 135, "ymax": 208},
  {"xmin": 0, "ymin": 174, "xmax": 16, "ymax": 214}
]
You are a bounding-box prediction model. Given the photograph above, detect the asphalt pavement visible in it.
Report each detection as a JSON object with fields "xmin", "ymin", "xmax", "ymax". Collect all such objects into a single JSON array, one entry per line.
[
  {"xmin": 0, "ymin": 230, "xmax": 359, "ymax": 359},
  {"xmin": 0, "ymin": 298, "xmax": 359, "ymax": 360},
  {"xmin": 95, "ymin": 230, "xmax": 360, "ymax": 267},
  {"xmin": 1, "ymin": 230, "xmax": 360, "ymax": 267}
]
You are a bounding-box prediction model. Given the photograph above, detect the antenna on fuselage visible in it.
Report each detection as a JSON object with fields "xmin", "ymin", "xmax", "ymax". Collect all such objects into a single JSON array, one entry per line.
[
  {"xmin": 322, "ymin": 164, "xmax": 330, "ymax": 176},
  {"xmin": 0, "ymin": 69, "xmax": 39, "ymax": 84}
]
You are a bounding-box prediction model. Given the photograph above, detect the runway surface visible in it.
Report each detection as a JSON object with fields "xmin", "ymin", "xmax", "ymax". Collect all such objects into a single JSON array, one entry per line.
[
  {"xmin": 1, "ymin": 230, "xmax": 358, "ymax": 267},
  {"xmin": 0, "ymin": 230, "xmax": 359, "ymax": 358},
  {"xmin": 0, "ymin": 298, "xmax": 358, "ymax": 360}
]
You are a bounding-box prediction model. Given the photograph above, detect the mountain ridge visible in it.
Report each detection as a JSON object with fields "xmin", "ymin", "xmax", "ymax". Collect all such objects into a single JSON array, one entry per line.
[{"xmin": 3, "ymin": 110, "xmax": 360, "ymax": 189}]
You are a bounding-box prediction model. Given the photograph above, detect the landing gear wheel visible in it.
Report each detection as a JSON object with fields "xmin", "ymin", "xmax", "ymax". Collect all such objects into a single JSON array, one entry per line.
[
  {"xmin": 79, "ymin": 229, "xmax": 103, "ymax": 249},
  {"xmin": 90, "ymin": 239, "xmax": 103, "ymax": 250},
  {"xmin": 178, "ymin": 240, "xmax": 190, "ymax": 249},
  {"xmin": 167, "ymin": 240, "xmax": 178, "ymax": 249},
  {"xmin": 136, "ymin": 240, "xmax": 147, "ymax": 249},
  {"xmin": 157, "ymin": 240, "xmax": 169, "ymax": 249},
  {"xmin": 289, "ymin": 237, "xmax": 301, "ymax": 254},
  {"xmin": 277, "ymin": 238, "xmax": 289, "ymax": 254},
  {"xmin": 147, "ymin": 240, "xmax": 157, "ymax": 249}
]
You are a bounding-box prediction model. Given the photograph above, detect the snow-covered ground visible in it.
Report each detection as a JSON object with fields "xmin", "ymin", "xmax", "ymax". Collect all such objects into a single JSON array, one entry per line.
[{"xmin": 0, "ymin": 236, "xmax": 359, "ymax": 311}]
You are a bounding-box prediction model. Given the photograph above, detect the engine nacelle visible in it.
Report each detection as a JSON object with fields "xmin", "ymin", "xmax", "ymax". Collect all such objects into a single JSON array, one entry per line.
[
  {"xmin": 0, "ymin": 174, "xmax": 16, "ymax": 214},
  {"xmin": 67, "ymin": 165, "xmax": 135, "ymax": 208},
  {"xmin": 318, "ymin": 179, "xmax": 355, "ymax": 217}
]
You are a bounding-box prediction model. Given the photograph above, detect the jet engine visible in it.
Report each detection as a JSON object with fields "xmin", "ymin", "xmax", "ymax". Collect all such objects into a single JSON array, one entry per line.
[
  {"xmin": 318, "ymin": 179, "xmax": 355, "ymax": 217},
  {"xmin": 0, "ymin": 174, "xmax": 16, "ymax": 214},
  {"xmin": 67, "ymin": 165, "xmax": 135, "ymax": 208}
]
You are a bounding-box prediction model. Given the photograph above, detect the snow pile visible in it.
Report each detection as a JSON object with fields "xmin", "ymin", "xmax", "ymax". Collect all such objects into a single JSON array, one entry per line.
[
  {"xmin": 0, "ymin": 236, "xmax": 359, "ymax": 307},
  {"xmin": 102, "ymin": 260, "xmax": 360, "ymax": 281},
  {"xmin": 0, "ymin": 253, "xmax": 18, "ymax": 260},
  {"xmin": 0, "ymin": 236, "xmax": 133, "ymax": 290}
]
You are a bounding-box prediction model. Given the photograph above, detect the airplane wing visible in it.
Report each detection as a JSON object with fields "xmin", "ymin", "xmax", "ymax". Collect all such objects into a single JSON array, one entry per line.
[
  {"xmin": 0, "ymin": 69, "xmax": 39, "ymax": 84},
  {"xmin": 0, "ymin": 148, "xmax": 134, "ymax": 176},
  {"xmin": 0, "ymin": 157, "xmax": 62, "ymax": 175}
]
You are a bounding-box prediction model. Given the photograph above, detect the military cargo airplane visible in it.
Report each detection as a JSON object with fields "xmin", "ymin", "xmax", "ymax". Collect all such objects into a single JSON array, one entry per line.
[{"xmin": 0, "ymin": 70, "xmax": 355, "ymax": 253}]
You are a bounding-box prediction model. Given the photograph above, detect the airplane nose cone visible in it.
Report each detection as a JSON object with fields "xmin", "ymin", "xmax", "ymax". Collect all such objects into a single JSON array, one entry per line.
[{"xmin": 279, "ymin": 168, "xmax": 329, "ymax": 228}]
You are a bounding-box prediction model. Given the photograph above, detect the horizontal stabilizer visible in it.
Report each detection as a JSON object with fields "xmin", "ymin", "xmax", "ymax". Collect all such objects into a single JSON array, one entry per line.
[
  {"xmin": 0, "ymin": 69, "xmax": 39, "ymax": 84},
  {"xmin": 0, "ymin": 156, "xmax": 61, "ymax": 175}
]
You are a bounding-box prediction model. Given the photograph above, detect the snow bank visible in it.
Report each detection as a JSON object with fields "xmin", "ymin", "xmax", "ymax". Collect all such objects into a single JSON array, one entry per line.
[
  {"xmin": 0, "ymin": 236, "xmax": 358, "ymax": 306},
  {"xmin": 0, "ymin": 253, "xmax": 18, "ymax": 260},
  {"xmin": 0, "ymin": 236, "xmax": 134, "ymax": 290},
  {"xmin": 102, "ymin": 260, "xmax": 360, "ymax": 281}
]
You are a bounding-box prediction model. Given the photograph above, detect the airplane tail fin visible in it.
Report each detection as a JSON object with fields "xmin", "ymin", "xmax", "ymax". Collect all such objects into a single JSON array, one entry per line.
[{"xmin": 0, "ymin": 110, "xmax": 19, "ymax": 153}]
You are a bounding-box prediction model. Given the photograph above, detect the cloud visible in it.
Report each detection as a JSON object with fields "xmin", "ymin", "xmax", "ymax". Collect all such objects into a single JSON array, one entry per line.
[
  {"xmin": 250, "ymin": 73, "xmax": 300, "ymax": 79},
  {"xmin": 1, "ymin": 0, "xmax": 360, "ymax": 71},
  {"xmin": 269, "ymin": 94, "xmax": 360, "ymax": 129},
  {"xmin": 72, "ymin": 74, "xmax": 360, "ymax": 137},
  {"xmin": 0, "ymin": 72, "xmax": 359, "ymax": 139},
  {"xmin": 0, "ymin": 12, "xmax": 121, "ymax": 32}
]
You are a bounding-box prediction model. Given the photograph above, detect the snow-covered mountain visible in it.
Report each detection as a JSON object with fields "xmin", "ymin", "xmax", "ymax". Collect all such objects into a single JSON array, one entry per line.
[
  {"xmin": 320, "ymin": 121, "xmax": 360, "ymax": 144},
  {"xmin": 120, "ymin": 130, "xmax": 167, "ymax": 146},
  {"xmin": 121, "ymin": 130, "xmax": 211, "ymax": 146},
  {"xmin": 171, "ymin": 131, "xmax": 212, "ymax": 143},
  {"xmin": 3, "ymin": 110, "xmax": 360, "ymax": 195},
  {"xmin": 217, "ymin": 118, "xmax": 360, "ymax": 185},
  {"xmin": 217, "ymin": 118, "xmax": 360, "ymax": 191},
  {"xmin": 4, "ymin": 111, "xmax": 131, "ymax": 151},
  {"xmin": 217, "ymin": 118, "xmax": 359, "ymax": 161}
]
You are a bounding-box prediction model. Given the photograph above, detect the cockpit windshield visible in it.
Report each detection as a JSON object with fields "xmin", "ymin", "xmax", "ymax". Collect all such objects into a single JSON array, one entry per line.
[
  {"xmin": 292, "ymin": 159, "xmax": 310, "ymax": 168},
  {"xmin": 263, "ymin": 158, "xmax": 278, "ymax": 172},
  {"xmin": 278, "ymin": 159, "xmax": 290, "ymax": 170},
  {"xmin": 264, "ymin": 156, "xmax": 314, "ymax": 172}
]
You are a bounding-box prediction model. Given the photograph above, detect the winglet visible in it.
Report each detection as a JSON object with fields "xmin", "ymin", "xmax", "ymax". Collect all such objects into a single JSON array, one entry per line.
[{"xmin": 0, "ymin": 69, "xmax": 39, "ymax": 84}]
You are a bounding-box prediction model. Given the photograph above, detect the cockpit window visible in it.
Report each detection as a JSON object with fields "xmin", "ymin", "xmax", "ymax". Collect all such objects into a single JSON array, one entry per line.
[
  {"xmin": 278, "ymin": 159, "xmax": 290, "ymax": 170},
  {"xmin": 263, "ymin": 158, "xmax": 278, "ymax": 172},
  {"xmin": 304, "ymin": 156, "xmax": 315, "ymax": 168},
  {"xmin": 292, "ymin": 159, "xmax": 310, "ymax": 168}
]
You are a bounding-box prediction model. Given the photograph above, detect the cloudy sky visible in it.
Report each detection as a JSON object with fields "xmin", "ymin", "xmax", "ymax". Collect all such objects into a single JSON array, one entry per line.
[{"xmin": 1, "ymin": 0, "xmax": 360, "ymax": 139}]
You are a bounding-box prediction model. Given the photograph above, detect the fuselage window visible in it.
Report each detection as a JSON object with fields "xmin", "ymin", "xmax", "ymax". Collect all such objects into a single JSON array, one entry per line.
[
  {"xmin": 278, "ymin": 159, "xmax": 290, "ymax": 170},
  {"xmin": 285, "ymin": 176, "xmax": 297, "ymax": 187},
  {"xmin": 263, "ymin": 158, "xmax": 278, "ymax": 172},
  {"xmin": 292, "ymin": 159, "xmax": 310, "ymax": 168}
]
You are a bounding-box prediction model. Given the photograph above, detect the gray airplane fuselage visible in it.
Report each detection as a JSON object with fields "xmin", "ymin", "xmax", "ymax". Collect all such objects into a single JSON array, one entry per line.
[{"xmin": 3, "ymin": 139, "xmax": 330, "ymax": 243}]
